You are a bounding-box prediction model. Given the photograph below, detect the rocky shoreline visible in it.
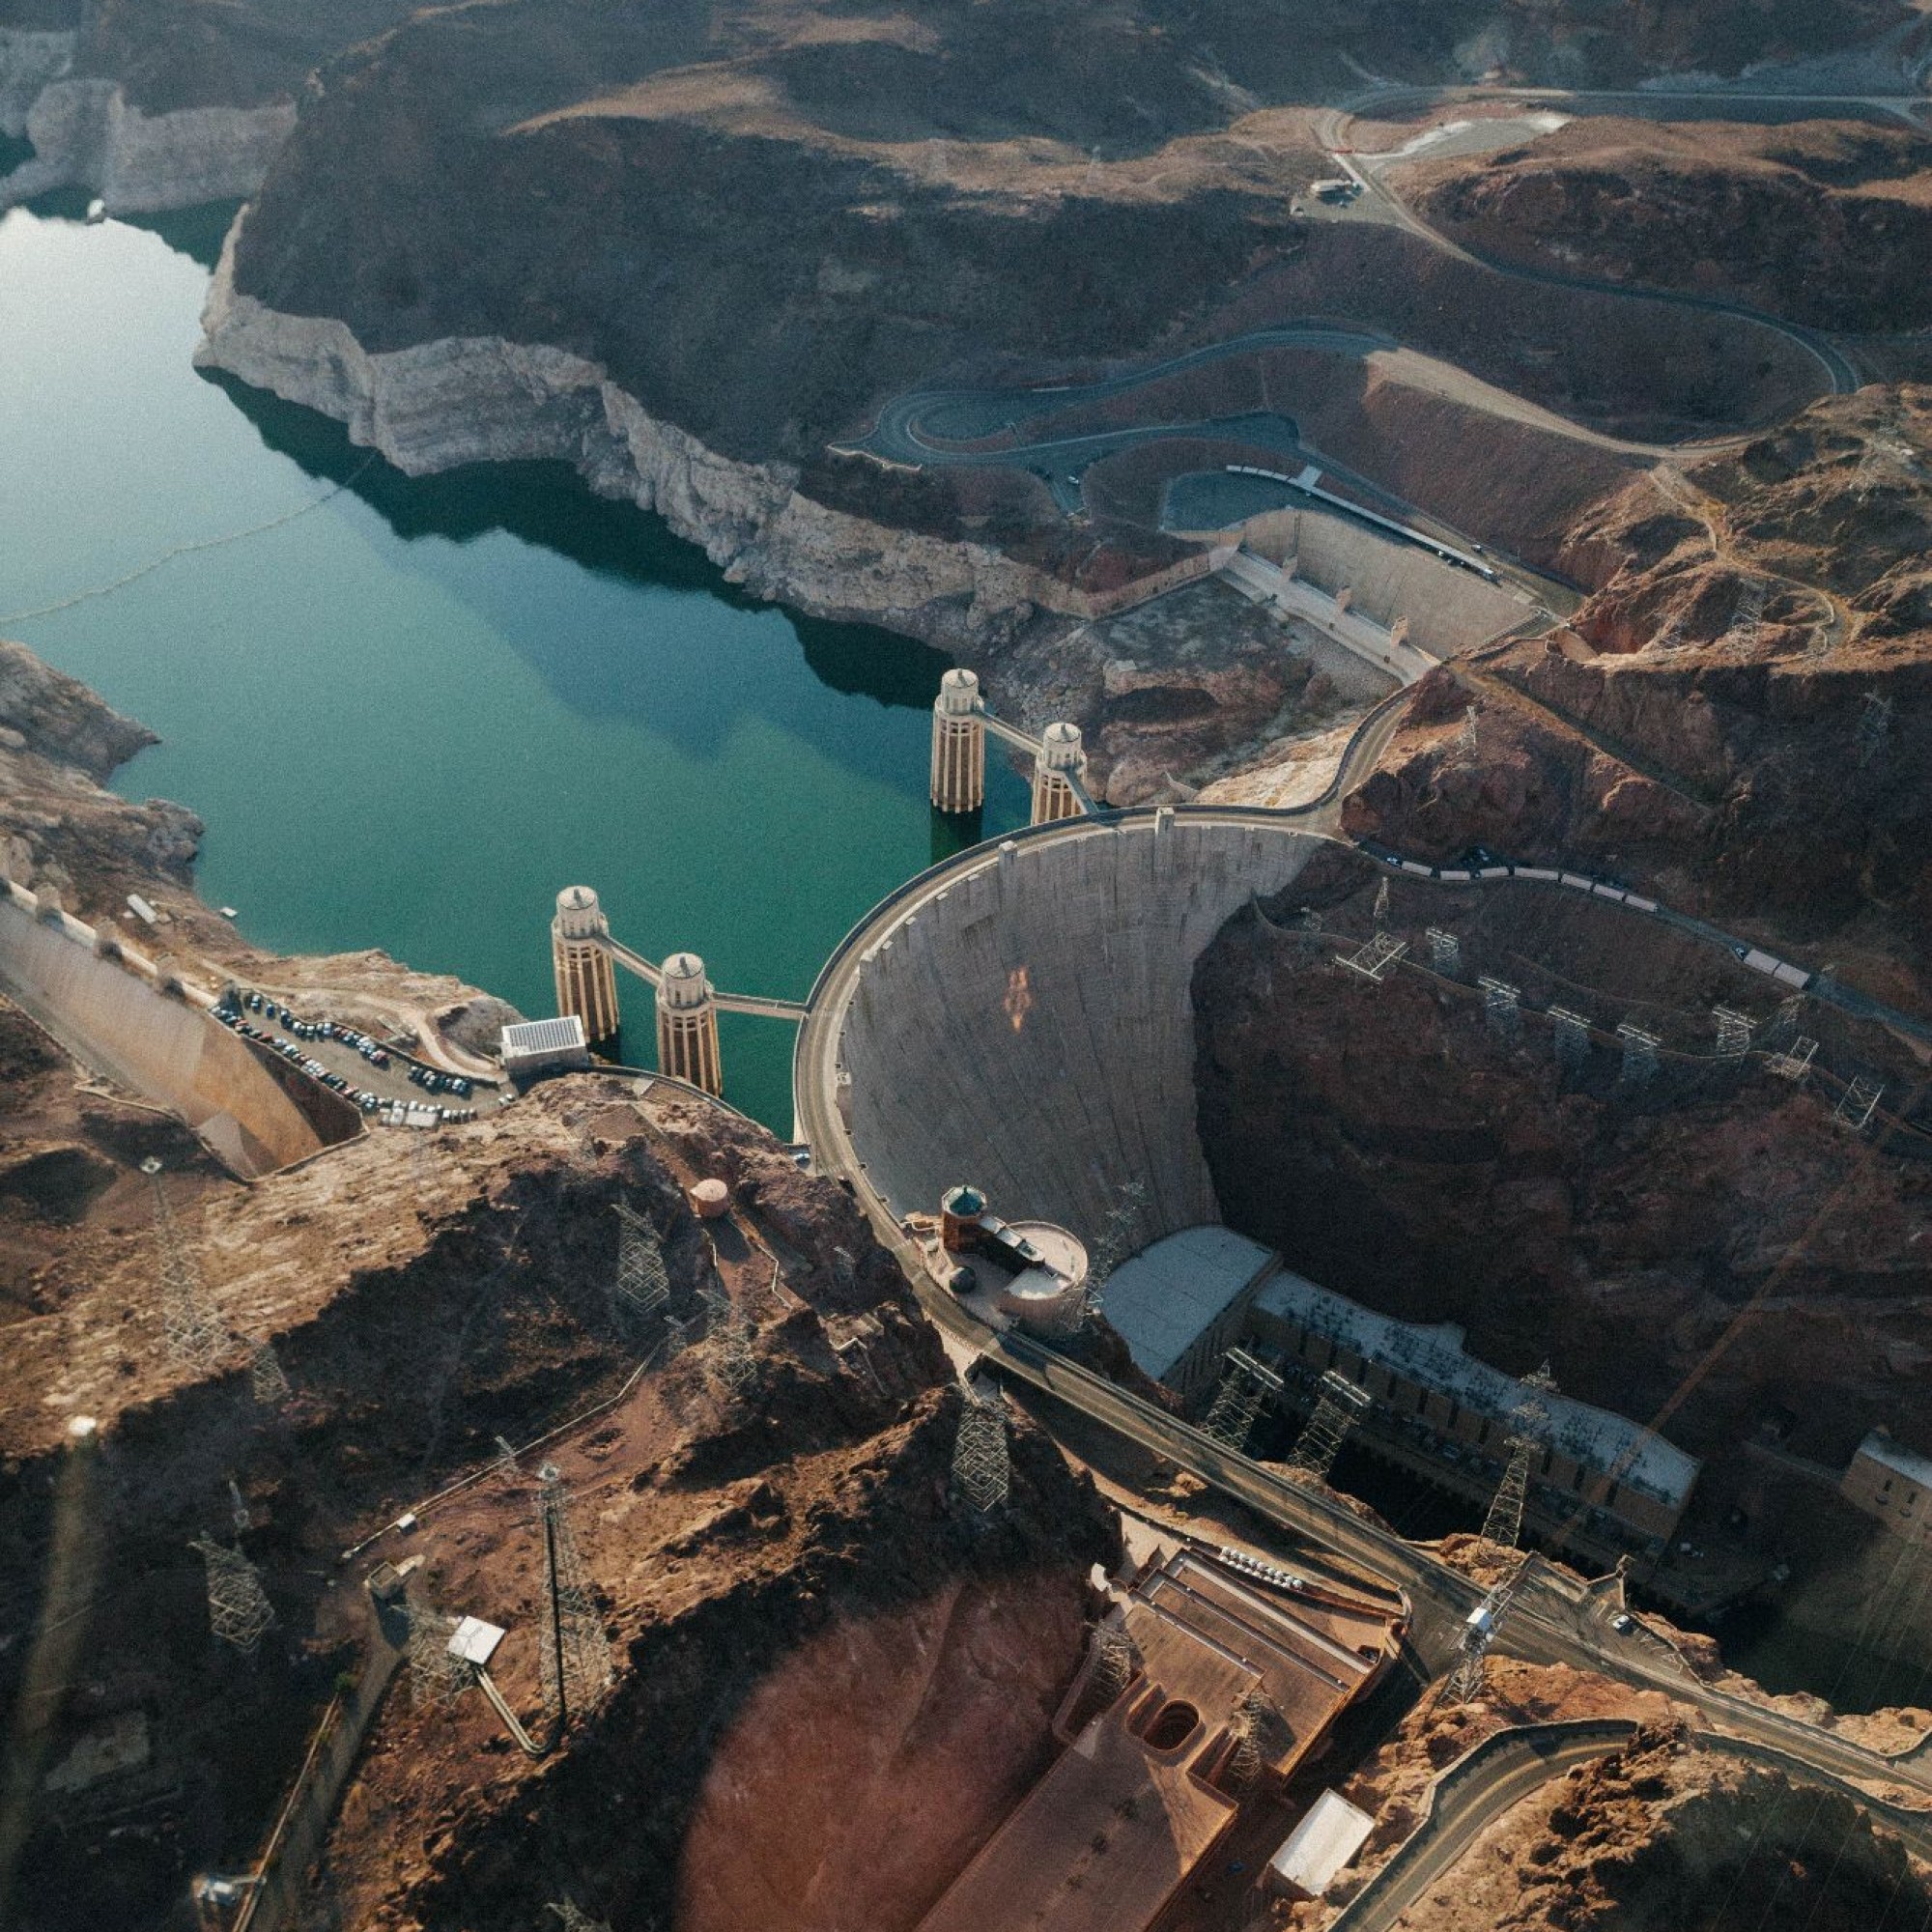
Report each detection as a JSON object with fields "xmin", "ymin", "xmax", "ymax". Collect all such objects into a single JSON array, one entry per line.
[
  {"xmin": 0, "ymin": 28, "xmax": 291, "ymax": 213},
  {"xmin": 195, "ymin": 214, "xmax": 1102, "ymax": 656}
]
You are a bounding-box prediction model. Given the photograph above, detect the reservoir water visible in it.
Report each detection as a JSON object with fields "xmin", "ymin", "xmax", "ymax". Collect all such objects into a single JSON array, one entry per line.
[{"xmin": 0, "ymin": 198, "xmax": 1028, "ymax": 1130}]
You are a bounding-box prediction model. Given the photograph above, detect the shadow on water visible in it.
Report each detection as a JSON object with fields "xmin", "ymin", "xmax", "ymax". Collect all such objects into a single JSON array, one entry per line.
[
  {"xmin": 0, "ymin": 131, "xmax": 33, "ymax": 175},
  {"xmin": 201, "ymin": 364, "xmax": 956, "ymax": 715},
  {"xmin": 121, "ymin": 198, "xmax": 243, "ymax": 272}
]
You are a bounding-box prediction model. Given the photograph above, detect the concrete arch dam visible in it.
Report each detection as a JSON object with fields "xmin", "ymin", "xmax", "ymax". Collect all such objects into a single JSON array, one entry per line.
[{"xmin": 798, "ymin": 814, "xmax": 1330, "ymax": 1243}]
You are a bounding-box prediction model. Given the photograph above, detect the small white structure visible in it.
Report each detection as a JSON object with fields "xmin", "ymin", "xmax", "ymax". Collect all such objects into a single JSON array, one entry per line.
[
  {"xmin": 1266, "ymin": 1789, "xmax": 1374, "ymax": 1900},
  {"xmin": 445, "ymin": 1616, "xmax": 506, "ymax": 1669},
  {"xmin": 501, "ymin": 1014, "xmax": 590, "ymax": 1082},
  {"xmin": 1098, "ymin": 1225, "xmax": 1276, "ymax": 1396}
]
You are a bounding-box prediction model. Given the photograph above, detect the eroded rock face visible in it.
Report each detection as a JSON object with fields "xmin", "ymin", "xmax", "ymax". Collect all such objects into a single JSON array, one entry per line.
[
  {"xmin": 0, "ymin": 637, "xmax": 202, "ymax": 914},
  {"xmin": 1345, "ymin": 387, "xmax": 1932, "ymax": 1011},
  {"xmin": 1190, "ymin": 849, "xmax": 1932, "ymax": 1492}
]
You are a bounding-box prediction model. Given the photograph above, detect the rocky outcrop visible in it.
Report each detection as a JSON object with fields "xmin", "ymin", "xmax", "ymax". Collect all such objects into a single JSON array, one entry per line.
[
  {"xmin": 0, "ymin": 23, "xmax": 71, "ymax": 132},
  {"xmin": 0, "ymin": 72, "xmax": 293, "ymax": 211},
  {"xmin": 196, "ymin": 219, "xmax": 1102, "ymax": 650}
]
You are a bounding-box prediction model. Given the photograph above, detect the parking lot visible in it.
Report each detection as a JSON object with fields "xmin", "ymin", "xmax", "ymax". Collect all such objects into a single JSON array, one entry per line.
[{"xmin": 213, "ymin": 989, "xmax": 504, "ymax": 1124}]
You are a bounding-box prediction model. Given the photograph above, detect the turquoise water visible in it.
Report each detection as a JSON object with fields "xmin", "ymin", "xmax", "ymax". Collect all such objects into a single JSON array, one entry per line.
[{"xmin": 0, "ymin": 201, "xmax": 1027, "ymax": 1129}]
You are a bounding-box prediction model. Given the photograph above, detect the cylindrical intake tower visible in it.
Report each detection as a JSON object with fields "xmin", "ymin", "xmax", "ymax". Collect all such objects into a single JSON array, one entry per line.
[
  {"xmin": 930, "ymin": 668, "xmax": 987, "ymax": 812},
  {"xmin": 1030, "ymin": 721, "xmax": 1087, "ymax": 825},
  {"xmin": 656, "ymin": 951, "xmax": 724, "ymax": 1095},
  {"xmin": 552, "ymin": 886, "xmax": 621, "ymax": 1047}
]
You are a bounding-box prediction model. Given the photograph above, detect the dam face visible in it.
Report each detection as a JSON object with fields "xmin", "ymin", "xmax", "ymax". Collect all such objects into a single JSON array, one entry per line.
[{"xmin": 813, "ymin": 814, "xmax": 1328, "ymax": 1244}]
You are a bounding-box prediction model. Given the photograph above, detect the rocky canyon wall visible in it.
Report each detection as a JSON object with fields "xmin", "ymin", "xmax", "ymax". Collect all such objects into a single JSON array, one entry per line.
[{"xmin": 196, "ymin": 218, "xmax": 1104, "ymax": 652}]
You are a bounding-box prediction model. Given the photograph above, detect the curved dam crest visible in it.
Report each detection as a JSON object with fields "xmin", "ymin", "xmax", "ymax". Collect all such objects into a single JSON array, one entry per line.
[{"xmin": 814, "ymin": 815, "xmax": 1328, "ymax": 1241}]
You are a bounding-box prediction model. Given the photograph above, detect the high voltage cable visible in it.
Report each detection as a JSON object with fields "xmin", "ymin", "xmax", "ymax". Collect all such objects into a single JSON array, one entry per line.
[{"xmin": 0, "ymin": 453, "xmax": 379, "ymax": 629}]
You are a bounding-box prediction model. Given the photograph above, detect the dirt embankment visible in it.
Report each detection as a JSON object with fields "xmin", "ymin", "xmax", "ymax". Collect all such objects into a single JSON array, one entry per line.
[{"xmin": 1406, "ymin": 117, "xmax": 1932, "ymax": 334}]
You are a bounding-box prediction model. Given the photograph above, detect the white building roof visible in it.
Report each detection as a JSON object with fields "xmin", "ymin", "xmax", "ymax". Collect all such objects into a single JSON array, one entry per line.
[
  {"xmin": 502, "ymin": 1016, "xmax": 586, "ymax": 1057},
  {"xmin": 1100, "ymin": 1225, "xmax": 1275, "ymax": 1382},
  {"xmin": 1255, "ymin": 1272, "xmax": 1698, "ymax": 1507},
  {"xmin": 1269, "ymin": 1789, "xmax": 1374, "ymax": 1896},
  {"xmin": 1857, "ymin": 1432, "xmax": 1932, "ymax": 1491}
]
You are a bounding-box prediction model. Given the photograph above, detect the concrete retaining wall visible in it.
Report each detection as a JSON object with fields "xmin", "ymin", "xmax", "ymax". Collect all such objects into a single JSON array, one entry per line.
[
  {"xmin": 1239, "ymin": 507, "xmax": 1530, "ymax": 655},
  {"xmin": 838, "ymin": 818, "xmax": 1322, "ymax": 1241},
  {"xmin": 0, "ymin": 883, "xmax": 329, "ymax": 1176}
]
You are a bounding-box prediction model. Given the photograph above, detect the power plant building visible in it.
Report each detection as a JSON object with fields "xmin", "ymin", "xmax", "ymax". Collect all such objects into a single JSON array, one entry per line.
[
  {"xmin": 1097, "ymin": 1226, "xmax": 1278, "ymax": 1397},
  {"xmin": 1247, "ymin": 1272, "xmax": 1700, "ymax": 1550},
  {"xmin": 499, "ymin": 1015, "xmax": 590, "ymax": 1083}
]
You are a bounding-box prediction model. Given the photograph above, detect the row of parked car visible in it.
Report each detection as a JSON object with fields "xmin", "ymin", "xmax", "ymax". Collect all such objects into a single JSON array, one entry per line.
[{"xmin": 213, "ymin": 988, "xmax": 477, "ymax": 1122}]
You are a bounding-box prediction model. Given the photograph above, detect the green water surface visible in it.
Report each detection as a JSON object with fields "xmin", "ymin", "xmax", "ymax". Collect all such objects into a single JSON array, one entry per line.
[{"xmin": 0, "ymin": 200, "xmax": 1026, "ymax": 1129}]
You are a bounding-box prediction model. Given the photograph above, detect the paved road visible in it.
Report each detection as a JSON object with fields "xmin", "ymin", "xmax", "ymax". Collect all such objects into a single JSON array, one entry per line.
[{"xmin": 1321, "ymin": 107, "xmax": 1862, "ymax": 398}]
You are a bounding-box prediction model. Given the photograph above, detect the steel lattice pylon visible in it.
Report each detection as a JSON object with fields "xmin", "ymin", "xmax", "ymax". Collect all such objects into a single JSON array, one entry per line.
[
  {"xmin": 190, "ymin": 1536, "xmax": 274, "ymax": 1656},
  {"xmin": 535, "ymin": 1463, "xmax": 611, "ymax": 1733},
  {"xmin": 1338, "ymin": 932, "xmax": 1407, "ymax": 983},
  {"xmin": 1480, "ymin": 1365, "xmax": 1556, "ymax": 1553},
  {"xmin": 1086, "ymin": 1624, "xmax": 1138, "ymax": 1711},
  {"xmin": 1616, "ymin": 1022, "xmax": 1661, "ymax": 1088},
  {"xmin": 1285, "ymin": 1371, "xmax": 1372, "ymax": 1481},
  {"xmin": 405, "ymin": 1585, "xmax": 468, "ymax": 1712},
  {"xmin": 1425, "ymin": 927, "xmax": 1461, "ymax": 976},
  {"xmin": 611, "ymin": 1201, "xmax": 670, "ymax": 1326},
  {"xmin": 248, "ymin": 1337, "xmax": 291, "ymax": 1407},
  {"xmin": 699, "ymin": 1287, "xmax": 759, "ymax": 1397},
  {"xmin": 1713, "ymin": 1007, "xmax": 1752, "ymax": 1065},
  {"xmin": 1081, "ymin": 1179, "xmax": 1151, "ymax": 1323},
  {"xmin": 1549, "ymin": 1008, "xmax": 1591, "ymax": 1071},
  {"xmin": 547, "ymin": 1901, "xmax": 612, "ymax": 1932},
  {"xmin": 1202, "ymin": 1350, "xmax": 1284, "ymax": 1454},
  {"xmin": 1480, "ymin": 978, "xmax": 1521, "ymax": 1043},
  {"xmin": 1223, "ymin": 1687, "xmax": 1273, "ymax": 1791},
  {"xmin": 951, "ymin": 1380, "xmax": 1010, "ymax": 1513},
  {"xmin": 142, "ymin": 1158, "xmax": 228, "ymax": 1373}
]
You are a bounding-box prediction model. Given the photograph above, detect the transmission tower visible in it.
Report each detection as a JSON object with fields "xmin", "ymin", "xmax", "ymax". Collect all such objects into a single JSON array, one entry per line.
[
  {"xmin": 1857, "ymin": 692, "xmax": 1894, "ymax": 767},
  {"xmin": 1202, "ymin": 1350, "xmax": 1284, "ymax": 1454},
  {"xmin": 1615, "ymin": 1021, "xmax": 1660, "ymax": 1088},
  {"xmin": 1373, "ymin": 877, "xmax": 1392, "ymax": 930},
  {"xmin": 227, "ymin": 1479, "xmax": 251, "ymax": 1533},
  {"xmin": 190, "ymin": 1536, "xmax": 275, "ymax": 1656},
  {"xmin": 1426, "ymin": 927, "xmax": 1462, "ymax": 976},
  {"xmin": 1456, "ymin": 705, "xmax": 1479, "ymax": 759},
  {"xmin": 1480, "ymin": 1366, "xmax": 1555, "ymax": 1553},
  {"xmin": 1081, "ymin": 1179, "xmax": 1151, "ymax": 1322},
  {"xmin": 1285, "ymin": 1371, "xmax": 1372, "ymax": 1481},
  {"xmin": 611, "ymin": 1201, "xmax": 670, "ymax": 1326},
  {"xmin": 1338, "ymin": 932, "xmax": 1407, "ymax": 982},
  {"xmin": 1223, "ymin": 1687, "xmax": 1273, "ymax": 1791},
  {"xmin": 1725, "ymin": 578, "xmax": 1768, "ymax": 660},
  {"xmin": 534, "ymin": 1463, "xmax": 611, "ymax": 1734},
  {"xmin": 1447, "ymin": 1567, "xmax": 1527, "ymax": 1705},
  {"xmin": 1086, "ymin": 1624, "xmax": 1139, "ymax": 1710},
  {"xmin": 1766, "ymin": 1036, "xmax": 1819, "ymax": 1083},
  {"xmin": 247, "ymin": 1337, "xmax": 291, "ymax": 1407},
  {"xmin": 1713, "ymin": 1007, "xmax": 1752, "ymax": 1065},
  {"xmin": 1762, "ymin": 994, "xmax": 1804, "ymax": 1050},
  {"xmin": 1548, "ymin": 1007, "xmax": 1591, "ymax": 1071},
  {"xmin": 142, "ymin": 1158, "xmax": 228, "ymax": 1374},
  {"xmin": 1480, "ymin": 978, "xmax": 1521, "ymax": 1043},
  {"xmin": 405, "ymin": 1583, "xmax": 467, "ymax": 1712},
  {"xmin": 951, "ymin": 1380, "xmax": 1010, "ymax": 1513},
  {"xmin": 699, "ymin": 1287, "xmax": 759, "ymax": 1397},
  {"xmin": 1836, "ymin": 1077, "xmax": 1884, "ymax": 1133},
  {"xmin": 546, "ymin": 1900, "xmax": 612, "ymax": 1932}
]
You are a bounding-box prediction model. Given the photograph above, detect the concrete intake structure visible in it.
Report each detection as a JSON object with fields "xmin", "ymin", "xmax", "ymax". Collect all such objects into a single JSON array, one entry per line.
[
  {"xmin": 551, "ymin": 886, "xmax": 621, "ymax": 1047},
  {"xmin": 1030, "ymin": 722, "xmax": 1087, "ymax": 825},
  {"xmin": 929, "ymin": 667, "xmax": 987, "ymax": 812},
  {"xmin": 655, "ymin": 951, "xmax": 723, "ymax": 1094}
]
